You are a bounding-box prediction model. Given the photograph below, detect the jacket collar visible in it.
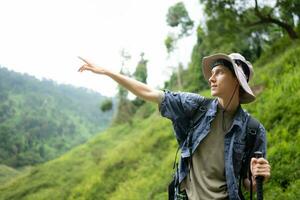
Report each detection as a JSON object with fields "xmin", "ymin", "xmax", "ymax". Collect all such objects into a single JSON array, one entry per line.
[
  {"xmin": 231, "ymin": 105, "xmax": 247, "ymax": 129},
  {"xmin": 206, "ymin": 99, "xmax": 218, "ymax": 117},
  {"xmin": 207, "ymin": 98, "xmax": 247, "ymax": 129}
]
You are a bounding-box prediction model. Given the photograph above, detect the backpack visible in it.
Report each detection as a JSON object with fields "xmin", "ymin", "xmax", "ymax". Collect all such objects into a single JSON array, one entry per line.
[
  {"xmin": 168, "ymin": 98, "xmax": 260, "ymax": 200},
  {"xmin": 238, "ymin": 116, "xmax": 260, "ymax": 200}
]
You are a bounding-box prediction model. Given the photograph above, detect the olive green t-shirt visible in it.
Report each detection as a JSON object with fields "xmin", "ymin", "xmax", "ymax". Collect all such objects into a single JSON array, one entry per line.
[{"xmin": 181, "ymin": 104, "xmax": 234, "ymax": 200}]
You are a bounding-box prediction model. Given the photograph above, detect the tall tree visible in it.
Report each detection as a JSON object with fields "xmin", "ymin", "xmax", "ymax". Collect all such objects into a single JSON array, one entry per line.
[
  {"xmin": 118, "ymin": 49, "xmax": 132, "ymax": 100},
  {"xmin": 165, "ymin": 2, "xmax": 194, "ymax": 90},
  {"xmin": 133, "ymin": 52, "xmax": 148, "ymax": 84},
  {"xmin": 166, "ymin": 2, "xmax": 194, "ymax": 38},
  {"xmin": 113, "ymin": 49, "xmax": 135, "ymax": 124},
  {"xmin": 132, "ymin": 53, "xmax": 148, "ymax": 107}
]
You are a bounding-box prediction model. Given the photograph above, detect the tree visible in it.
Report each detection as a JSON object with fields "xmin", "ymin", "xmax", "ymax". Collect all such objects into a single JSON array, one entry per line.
[
  {"xmin": 113, "ymin": 49, "xmax": 136, "ymax": 125},
  {"xmin": 100, "ymin": 99, "xmax": 113, "ymax": 112},
  {"xmin": 164, "ymin": 34, "xmax": 176, "ymax": 54},
  {"xmin": 200, "ymin": 0, "xmax": 299, "ymax": 40},
  {"xmin": 165, "ymin": 2, "xmax": 194, "ymax": 50},
  {"xmin": 118, "ymin": 49, "xmax": 131, "ymax": 100},
  {"xmin": 133, "ymin": 52, "xmax": 148, "ymax": 84},
  {"xmin": 165, "ymin": 2, "xmax": 194, "ymax": 90},
  {"xmin": 166, "ymin": 2, "xmax": 194, "ymax": 37},
  {"xmin": 132, "ymin": 53, "xmax": 148, "ymax": 107},
  {"xmin": 250, "ymin": 0, "xmax": 299, "ymax": 39}
]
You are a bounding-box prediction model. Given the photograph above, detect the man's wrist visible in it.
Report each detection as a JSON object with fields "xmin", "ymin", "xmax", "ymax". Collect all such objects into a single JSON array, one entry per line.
[{"xmin": 251, "ymin": 176, "xmax": 256, "ymax": 188}]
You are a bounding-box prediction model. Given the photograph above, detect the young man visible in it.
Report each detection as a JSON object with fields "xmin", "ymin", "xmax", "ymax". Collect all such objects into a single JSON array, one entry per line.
[{"xmin": 78, "ymin": 53, "xmax": 271, "ymax": 200}]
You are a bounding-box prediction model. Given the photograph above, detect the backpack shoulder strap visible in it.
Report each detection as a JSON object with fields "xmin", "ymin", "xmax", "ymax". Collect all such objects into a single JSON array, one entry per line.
[
  {"xmin": 246, "ymin": 116, "xmax": 260, "ymax": 142},
  {"xmin": 239, "ymin": 115, "xmax": 260, "ymax": 200},
  {"xmin": 245, "ymin": 116, "xmax": 260, "ymax": 159}
]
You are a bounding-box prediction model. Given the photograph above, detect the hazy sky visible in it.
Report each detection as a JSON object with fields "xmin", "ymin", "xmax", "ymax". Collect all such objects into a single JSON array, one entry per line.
[{"xmin": 0, "ymin": 0, "xmax": 203, "ymax": 97}]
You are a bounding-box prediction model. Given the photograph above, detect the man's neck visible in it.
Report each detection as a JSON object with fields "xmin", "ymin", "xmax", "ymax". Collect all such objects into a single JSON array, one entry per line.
[{"xmin": 217, "ymin": 95, "xmax": 240, "ymax": 114}]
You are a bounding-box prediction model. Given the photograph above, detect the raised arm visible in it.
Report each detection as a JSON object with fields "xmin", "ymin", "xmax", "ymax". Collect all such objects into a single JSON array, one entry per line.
[{"xmin": 77, "ymin": 56, "xmax": 163, "ymax": 104}]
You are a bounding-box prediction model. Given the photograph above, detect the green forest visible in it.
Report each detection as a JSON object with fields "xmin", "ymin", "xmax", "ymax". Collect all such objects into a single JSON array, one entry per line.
[
  {"xmin": 0, "ymin": 0, "xmax": 299, "ymax": 200},
  {"xmin": 0, "ymin": 67, "xmax": 113, "ymax": 168}
]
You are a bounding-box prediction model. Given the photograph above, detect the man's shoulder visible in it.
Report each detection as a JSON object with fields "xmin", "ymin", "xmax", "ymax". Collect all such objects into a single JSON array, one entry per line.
[
  {"xmin": 158, "ymin": 90, "xmax": 210, "ymax": 118},
  {"xmin": 161, "ymin": 90, "xmax": 206, "ymax": 103}
]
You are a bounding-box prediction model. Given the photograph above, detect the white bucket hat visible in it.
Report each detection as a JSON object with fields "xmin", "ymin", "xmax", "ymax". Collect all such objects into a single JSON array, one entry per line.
[{"xmin": 202, "ymin": 53, "xmax": 255, "ymax": 104}]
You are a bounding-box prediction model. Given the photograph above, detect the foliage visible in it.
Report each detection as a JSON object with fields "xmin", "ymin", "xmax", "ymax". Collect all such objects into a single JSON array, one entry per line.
[
  {"xmin": 242, "ymin": 39, "xmax": 300, "ymax": 199},
  {"xmin": 164, "ymin": 34, "xmax": 176, "ymax": 54},
  {"xmin": 165, "ymin": 0, "xmax": 300, "ymax": 93},
  {"xmin": 113, "ymin": 53, "xmax": 149, "ymax": 124},
  {"xmin": 166, "ymin": 2, "xmax": 194, "ymax": 37},
  {"xmin": 0, "ymin": 108, "xmax": 176, "ymax": 200},
  {"xmin": 201, "ymin": 0, "xmax": 299, "ymax": 39},
  {"xmin": 132, "ymin": 53, "xmax": 148, "ymax": 107},
  {"xmin": 1, "ymin": 38, "xmax": 299, "ymax": 200},
  {"xmin": 0, "ymin": 165, "xmax": 20, "ymax": 184},
  {"xmin": 112, "ymin": 98, "xmax": 136, "ymax": 125},
  {"xmin": 164, "ymin": 2, "xmax": 194, "ymax": 91},
  {"xmin": 1, "ymin": 1, "xmax": 300, "ymax": 199},
  {"xmin": 133, "ymin": 53, "xmax": 148, "ymax": 84},
  {"xmin": 0, "ymin": 67, "xmax": 113, "ymax": 167},
  {"xmin": 100, "ymin": 99, "xmax": 113, "ymax": 112},
  {"xmin": 117, "ymin": 69, "xmax": 130, "ymax": 100}
]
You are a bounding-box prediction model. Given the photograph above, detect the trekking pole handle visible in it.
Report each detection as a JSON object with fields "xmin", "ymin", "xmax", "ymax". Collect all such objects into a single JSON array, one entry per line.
[{"xmin": 254, "ymin": 151, "xmax": 264, "ymax": 200}]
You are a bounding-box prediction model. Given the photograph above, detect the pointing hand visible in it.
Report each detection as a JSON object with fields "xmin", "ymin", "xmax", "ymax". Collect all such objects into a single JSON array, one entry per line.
[{"xmin": 77, "ymin": 56, "xmax": 107, "ymax": 75}]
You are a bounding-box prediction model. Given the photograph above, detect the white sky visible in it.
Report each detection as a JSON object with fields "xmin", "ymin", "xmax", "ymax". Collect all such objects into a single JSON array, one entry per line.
[{"xmin": 0, "ymin": 0, "xmax": 203, "ymax": 97}]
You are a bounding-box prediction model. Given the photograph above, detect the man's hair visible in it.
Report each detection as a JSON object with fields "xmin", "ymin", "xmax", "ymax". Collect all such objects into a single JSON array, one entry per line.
[
  {"xmin": 211, "ymin": 59, "xmax": 235, "ymax": 75},
  {"xmin": 211, "ymin": 59, "xmax": 248, "ymax": 96}
]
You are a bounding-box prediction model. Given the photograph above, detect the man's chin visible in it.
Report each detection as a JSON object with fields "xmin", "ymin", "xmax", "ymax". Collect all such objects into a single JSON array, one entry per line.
[{"xmin": 211, "ymin": 91, "xmax": 217, "ymax": 97}]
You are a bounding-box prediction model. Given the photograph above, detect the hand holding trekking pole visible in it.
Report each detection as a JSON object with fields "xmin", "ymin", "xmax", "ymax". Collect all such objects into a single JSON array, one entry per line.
[
  {"xmin": 250, "ymin": 151, "xmax": 271, "ymax": 200},
  {"xmin": 254, "ymin": 151, "xmax": 264, "ymax": 200}
]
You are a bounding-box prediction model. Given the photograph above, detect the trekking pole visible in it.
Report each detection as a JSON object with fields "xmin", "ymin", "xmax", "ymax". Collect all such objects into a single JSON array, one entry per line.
[{"xmin": 254, "ymin": 151, "xmax": 264, "ymax": 200}]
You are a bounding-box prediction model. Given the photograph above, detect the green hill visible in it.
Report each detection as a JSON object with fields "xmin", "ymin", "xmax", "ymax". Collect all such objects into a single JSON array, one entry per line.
[
  {"xmin": 0, "ymin": 39, "xmax": 299, "ymax": 199},
  {"xmin": 0, "ymin": 165, "xmax": 20, "ymax": 184},
  {"xmin": 0, "ymin": 67, "xmax": 113, "ymax": 168}
]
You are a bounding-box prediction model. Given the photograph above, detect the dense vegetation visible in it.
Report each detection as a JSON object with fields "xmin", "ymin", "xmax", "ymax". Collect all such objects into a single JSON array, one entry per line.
[
  {"xmin": 0, "ymin": 67, "xmax": 113, "ymax": 167},
  {"xmin": 0, "ymin": 37, "xmax": 299, "ymax": 200},
  {"xmin": 0, "ymin": 0, "xmax": 299, "ymax": 199}
]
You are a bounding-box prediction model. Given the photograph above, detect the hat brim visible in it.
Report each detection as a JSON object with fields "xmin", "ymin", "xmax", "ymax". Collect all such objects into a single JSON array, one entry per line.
[{"xmin": 202, "ymin": 53, "xmax": 255, "ymax": 104}]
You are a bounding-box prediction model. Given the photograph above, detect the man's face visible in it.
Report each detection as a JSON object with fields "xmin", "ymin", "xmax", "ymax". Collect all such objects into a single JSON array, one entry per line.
[{"xmin": 208, "ymin": 65, "xmax": 239, "ymax": 98}]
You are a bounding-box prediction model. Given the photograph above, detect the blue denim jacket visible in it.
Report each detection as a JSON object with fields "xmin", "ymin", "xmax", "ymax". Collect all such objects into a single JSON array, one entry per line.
[{"xmin": 159, "ymin": 91, "xmax": 267, "ymax": 200}]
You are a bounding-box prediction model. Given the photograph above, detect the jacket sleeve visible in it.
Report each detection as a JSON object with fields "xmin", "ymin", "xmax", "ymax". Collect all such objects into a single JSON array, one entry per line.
[{"xmin": 158, "ymin": 90, "xmax": 204, "ymax": 145}]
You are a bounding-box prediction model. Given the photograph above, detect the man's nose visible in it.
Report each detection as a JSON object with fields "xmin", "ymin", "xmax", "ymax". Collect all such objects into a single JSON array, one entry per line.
[{"xmin": 209, "ymin": 74, "xmax": 216, "ymax": 84}]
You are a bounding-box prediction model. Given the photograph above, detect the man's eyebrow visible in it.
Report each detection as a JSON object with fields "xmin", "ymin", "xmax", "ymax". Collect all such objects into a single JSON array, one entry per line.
[{"xmin": 212, "ymin": 67, "xmax": 225, "ymax": 73}]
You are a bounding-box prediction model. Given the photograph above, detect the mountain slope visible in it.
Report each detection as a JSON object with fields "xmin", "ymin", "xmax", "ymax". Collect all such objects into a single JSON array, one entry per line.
[
  {"xmin": 0, "ymin": 110, "xmax": 175, "ymax": 200},
  {"xmin": 0, "ymin": 39, "xmax": 299, "ymax": 200},
  {"xmin": 0, "ymin": 67, "xmax": 113, "ymax": 167}
]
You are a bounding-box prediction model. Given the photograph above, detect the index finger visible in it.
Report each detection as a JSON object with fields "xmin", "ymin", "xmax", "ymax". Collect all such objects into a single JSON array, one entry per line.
[{"xmin": 78, "ymin": 56, "xmax": 92, "ymax": 66}]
